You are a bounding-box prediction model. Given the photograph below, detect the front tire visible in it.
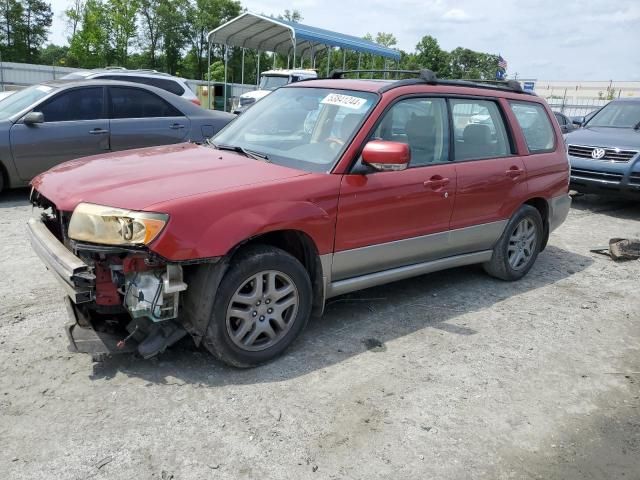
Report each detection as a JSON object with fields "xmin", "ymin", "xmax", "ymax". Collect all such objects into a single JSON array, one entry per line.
[
  {"xmin": 483, "ymin": 205, "xmax": 543, "ymax": 281},
  {"xmin": 203, "ymin": 245, "xmax": 312, "ymax": 368}
]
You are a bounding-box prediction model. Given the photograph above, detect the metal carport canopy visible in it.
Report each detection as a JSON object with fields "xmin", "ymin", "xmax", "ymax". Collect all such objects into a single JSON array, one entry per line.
[{"xmin": 207, "ymin": 12, "xmax": 401, "ymax": 60}]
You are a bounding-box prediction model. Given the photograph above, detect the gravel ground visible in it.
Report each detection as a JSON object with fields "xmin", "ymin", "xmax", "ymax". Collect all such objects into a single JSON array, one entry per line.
[{"xmin": 1, "ymin": 189, "xmax": 639, "ymax": 480}]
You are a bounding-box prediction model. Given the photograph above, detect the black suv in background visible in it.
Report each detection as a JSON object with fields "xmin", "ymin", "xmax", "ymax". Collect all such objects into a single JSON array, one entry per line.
[{"xmin": 566, "ymin": 98, "xmax": 640, "ymax": 197}]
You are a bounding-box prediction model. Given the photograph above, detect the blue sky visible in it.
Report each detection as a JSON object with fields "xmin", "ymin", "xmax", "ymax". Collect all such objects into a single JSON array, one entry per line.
[{"xmin": 48, "ymin": 0, "xmax": 640, "ymax": 80}]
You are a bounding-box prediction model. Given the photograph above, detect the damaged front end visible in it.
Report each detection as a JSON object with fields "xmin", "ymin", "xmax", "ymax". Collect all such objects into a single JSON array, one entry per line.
[{"xmin": 28, "ymin": 193, "xmax": 190, "ymax": 359}]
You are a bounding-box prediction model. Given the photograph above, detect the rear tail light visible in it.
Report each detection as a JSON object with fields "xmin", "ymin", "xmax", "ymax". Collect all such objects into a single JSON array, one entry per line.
[{"xmin": 191, "ymin": 98, "xmax": 202, "ymax": 106}]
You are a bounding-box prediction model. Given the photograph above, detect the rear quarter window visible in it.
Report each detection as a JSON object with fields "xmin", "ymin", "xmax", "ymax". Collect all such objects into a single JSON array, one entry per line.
[{"xmin": 510, "ymin": 101, "xmax": 556, "ymax": 153}]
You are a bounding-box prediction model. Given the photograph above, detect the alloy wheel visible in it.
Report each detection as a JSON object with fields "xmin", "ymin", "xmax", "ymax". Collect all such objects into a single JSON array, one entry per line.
[
  {"xmin": 225, "ymin": 270, "xmax": 299, "ymax": 352},
  {"xmin": 508, "ymin": 218, "xmax": 538, "ymax": 270}
]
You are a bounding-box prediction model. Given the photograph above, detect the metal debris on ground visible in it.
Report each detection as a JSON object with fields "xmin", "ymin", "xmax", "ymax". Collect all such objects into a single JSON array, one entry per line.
[
  {"xmin": 590, "ymin": 238, "xmax": 640, "ymax": 261},
  {"xmin": 95, "ymin": 456, "xmax": 113, "ymax": 469}
]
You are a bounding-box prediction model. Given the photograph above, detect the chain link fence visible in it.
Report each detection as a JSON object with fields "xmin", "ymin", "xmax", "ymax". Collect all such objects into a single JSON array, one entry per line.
[{"xmin": 543, "ymin": 96, "xmax": 609, "ymax": 117}]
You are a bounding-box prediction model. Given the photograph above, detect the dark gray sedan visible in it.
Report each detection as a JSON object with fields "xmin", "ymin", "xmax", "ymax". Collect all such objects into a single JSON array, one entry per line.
[{"xmin": 0, "ymin": 80, "xmax": 235, "ymax": 192}]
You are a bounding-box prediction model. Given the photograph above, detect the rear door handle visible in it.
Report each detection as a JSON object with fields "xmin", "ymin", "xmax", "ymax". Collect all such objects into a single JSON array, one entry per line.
[
  {"xmin": 506, "ymin": 167, "xmax": 524, "ymax": 178},
  {"xmin": 424, "ymin": 176, "xmax": 450, "ymax": 189},
  {"xmin": 89, "ymin": 128, "xmax": 109, "ymax": 135},
  {"xmin": 170, "ymin": 123, "xmax": 185, "ymax": 130}
]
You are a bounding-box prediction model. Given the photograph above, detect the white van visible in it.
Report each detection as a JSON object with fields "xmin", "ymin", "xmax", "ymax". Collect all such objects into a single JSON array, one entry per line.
[{"xmin": 234, "ymin": 69, "xmax": 317, "ymax": 112}]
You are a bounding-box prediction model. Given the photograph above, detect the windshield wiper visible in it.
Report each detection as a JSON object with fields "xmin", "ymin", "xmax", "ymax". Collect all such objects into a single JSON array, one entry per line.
[
  {"xmin": 633, "ymin": 120, "xmax": 640, "ymax": 130},
  {"xmin": 209, "ymin": 141, "xmax": 269, "ymax": 161}
]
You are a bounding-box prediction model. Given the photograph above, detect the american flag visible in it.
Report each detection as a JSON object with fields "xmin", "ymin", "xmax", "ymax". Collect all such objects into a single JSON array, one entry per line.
[{"xmin": 498, "ymin": 55, "xmax": 508, "ymax": 70}]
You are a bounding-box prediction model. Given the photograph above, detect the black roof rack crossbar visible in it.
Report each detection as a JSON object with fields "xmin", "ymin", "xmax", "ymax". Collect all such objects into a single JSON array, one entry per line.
[
  {"xmin": 328, "ymin": 69, "xmax": 438, "ymax": 84},
  {"xmin": 328, "ymin": 68, "xmax": 530, "ymax": 95},
  {"xmin": 456, "ymin": 78, "xmax": 524, "ymax": 92}
]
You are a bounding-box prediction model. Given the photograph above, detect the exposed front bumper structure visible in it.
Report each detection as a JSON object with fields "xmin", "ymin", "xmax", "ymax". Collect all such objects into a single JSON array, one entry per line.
[
  {"xmin": 28, "ymin": 215, "xmax": 189, "ymax": 359},
  {"xmin": 64, "ymin": 297, "xmax": 137, "ymax": 355},
  {"xmin": 27, "ymin": 217, "xmax": 95, "ymax": 303}
]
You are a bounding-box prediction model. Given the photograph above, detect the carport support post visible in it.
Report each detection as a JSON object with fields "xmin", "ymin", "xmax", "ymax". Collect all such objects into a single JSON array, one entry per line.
[
  {"xmin": 327, "ymin": 48, "xmax": 331, "ymax": 77},
  {"xmin": 357, "ymin": 53, "xmax": 361, "ymax": 78},
  {"xmin": 256, "ymin": 50, "xmax": 261, "ymax": 88},
  {"xmin": 223, "ymin": 45, "xmax": 228, "ymax": 112},
  {"xmin": 342, "ymin": 49, "xmax": 346, "ymax": 71},
  {"xmin": 292, "ymin": 40, "xmax": 297, "ymax": 71},
  {"xmin": 241, "ymin": 48, "xmax": 245, "ymax": 93},
  {"xmin": 206, "ymin": 40, "xmax": 212, "ymax": 109},
  {"xmin": 0, "ymin": 51, "xmax": 4, "ymax": 92}
]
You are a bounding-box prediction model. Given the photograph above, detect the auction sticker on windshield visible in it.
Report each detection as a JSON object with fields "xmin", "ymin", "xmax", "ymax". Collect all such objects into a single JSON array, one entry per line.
[{"xmin": 321, "ymin": 93, "xmax": 367, "ymax": 109}]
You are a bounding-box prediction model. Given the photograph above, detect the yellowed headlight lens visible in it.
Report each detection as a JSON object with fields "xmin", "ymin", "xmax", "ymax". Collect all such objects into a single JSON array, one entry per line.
[{"xmin": 68, "ymin": 203, "xmax": 168, "ymax": 246}]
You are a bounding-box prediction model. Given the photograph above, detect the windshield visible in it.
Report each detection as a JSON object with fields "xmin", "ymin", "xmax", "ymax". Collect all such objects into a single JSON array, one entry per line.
[
  {"xmin": 213, "ymin": 87, "xmax": 377, "ymax": 172},
  {"xmin": 0, "ymin": 84, "xmax": 54, "ymax": 121},
  {"xmin": 587, "ymin": 101, "xmax": 640, "ymax": 128},
  {"xmin": 259, "ymin": 75, "xmax": 290, "ymax": 91}
]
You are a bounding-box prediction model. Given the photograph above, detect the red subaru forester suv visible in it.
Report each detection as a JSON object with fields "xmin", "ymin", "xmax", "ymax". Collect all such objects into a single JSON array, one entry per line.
[{"xmin": 28, "ymin": 70, "xmax": 570, "ymax": 367}]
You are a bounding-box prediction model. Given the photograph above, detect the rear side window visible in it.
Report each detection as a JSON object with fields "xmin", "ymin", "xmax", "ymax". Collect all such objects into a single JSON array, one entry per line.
[
  {"xmin": 450, "ymin": 99, "xmax": 511, "ymax": 161},
  {"xmin": 510, "ymin": 101, "xmax": 555, "ymax": 153},
  {"xmin": 143, "ymin": 77, "xmax": 185, "ymax": 96},
  {"xmin": 100, "ymin": 75, "xmax": 185, "ymax": 96},
  {"xmin": 372, "ymin": 97, "xmax": 450, "ymax": 166},
  {"xmin": 39, "ymin": 87, "xmax": 104, "ymax": 122},
  {"xmin": 109, "ymin": 87, "xmax": 183, "ymax": 119}
]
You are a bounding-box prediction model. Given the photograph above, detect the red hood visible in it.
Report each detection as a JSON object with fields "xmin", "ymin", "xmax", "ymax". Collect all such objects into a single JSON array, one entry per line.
[{"xmin": 31, "ymin": 143, "xmax": 309, "ymax": 212}]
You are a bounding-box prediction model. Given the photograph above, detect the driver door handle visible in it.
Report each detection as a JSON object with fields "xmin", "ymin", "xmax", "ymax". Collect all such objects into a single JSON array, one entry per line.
[
  {"xmin": 89, "ymin": 128, "xmax": 109, "ymax": 135},
  {"xmin": 506, "ymin": 167, "xmax": 524, "ymax": 178},
  {"xmin": 424, "ymin": 176, "xmax": 450, "ymax": 189},
  {"xmin": 170, "ymin": 123, "xmax": 185, "ymax": 130}
]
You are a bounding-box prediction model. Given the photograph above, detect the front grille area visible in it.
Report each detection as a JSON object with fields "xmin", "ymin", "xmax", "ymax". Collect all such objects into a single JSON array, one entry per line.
[
  {"xmin": 629, "ymin": 172, "xmax": 640, "ymax": 186},
  {"xmin": 571, "ymin": 168, "xmax": 624, "ymax": 184},
  {"xmin": 568, "ymin": 144, "xmax": 638, "ymax": 163}
]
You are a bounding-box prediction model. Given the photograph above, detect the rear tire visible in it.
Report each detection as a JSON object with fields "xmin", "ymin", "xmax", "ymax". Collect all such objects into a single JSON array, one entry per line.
[
  {"xmin": 203, "ymin": 244, "xmax": 312, "ymax": 368},
  {"xmin": 483, "ymin": 205, "xmax": 543, "ymax": 281}
]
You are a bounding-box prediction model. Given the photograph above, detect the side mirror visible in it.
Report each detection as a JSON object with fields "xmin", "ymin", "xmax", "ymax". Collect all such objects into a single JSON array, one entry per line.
[
  {"xmin": 572, "ymin": 116, "xmax": 585, "ymax": 127},
  {"xmin": 23, "ymin": 111, "xmax": 44, "ymax": 125},
  {"xmin": 361, "ymin": 140, "xmax": 410, "ymax": 172}
]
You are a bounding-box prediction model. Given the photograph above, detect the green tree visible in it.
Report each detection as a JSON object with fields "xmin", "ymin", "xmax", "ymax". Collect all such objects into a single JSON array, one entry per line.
[
  {"xmin": 138, "ymin": 0, "xmax": 161, "ymax": 68},
  {"xmin": 39, "ymin": 43, "xmax": 69, "ymax": 65},
  {"xmin": 106, "ymin": 0, "xmax": 139, "ymax": 65},
  {"xmin": 375, "ymin": 32, "xmax": 397, "ymax": 48},
  {"xmin": 158, "ymin": 0, "xmax": 189, "ymax": 74},
  {"xmin": 279, "ymin": 9, "xmax": 302, "ymax": 22},
  {"xmin": 65, "ymin": 0, "xmax": 85, "ymax": 39},
  {"xmin": 67, "ymin": 0, "xmax": 111, "ymax": 67},
  {"xmin": 1, "ymin": 0, "xmax": 52, "ymax": 62},
  {"xmin": 0, "ymin": 0, "xmax": 24, "ymax": 60},
  {"xmin": 185, "ymin": 0, "xmax": 241, "ymax": 79},
  {"xmin": 414, "ymin": 35, "xmax": 449, "ymax": 76},
  {"xmin": 206, "ymin": 59, "xmax": 224, "ymax": 81},
  {"xmin": 17, "ymin": 0, "xmax": 53, "ymax": 62},
  {"xmin": 448, "ymin": 47, "xmax": 499, "ymax": 80}
]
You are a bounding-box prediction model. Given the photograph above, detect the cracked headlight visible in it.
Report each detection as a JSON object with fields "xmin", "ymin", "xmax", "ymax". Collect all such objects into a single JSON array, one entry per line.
[{"xmin": 68, "ymin": 203, "xmax": 168, "ymax": 246}]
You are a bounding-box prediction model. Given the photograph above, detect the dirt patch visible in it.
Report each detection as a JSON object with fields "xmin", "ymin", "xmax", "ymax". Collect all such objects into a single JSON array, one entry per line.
[{"xmin": 1, "ymin": 190, "xmax": 639, "ymax": 479}]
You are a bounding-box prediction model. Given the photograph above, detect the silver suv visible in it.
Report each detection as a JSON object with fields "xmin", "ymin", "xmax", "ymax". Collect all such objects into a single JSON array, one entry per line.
[{"xmin": 62, "ymin": 68, "xmax": 201, "ymax": 106}]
